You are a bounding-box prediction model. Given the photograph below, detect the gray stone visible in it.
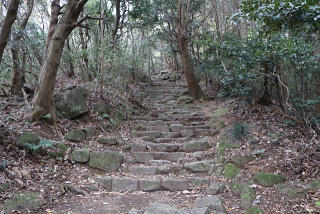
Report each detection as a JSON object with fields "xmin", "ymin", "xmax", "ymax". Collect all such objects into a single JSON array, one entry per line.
[
  {"xmin": 149, "ymin": 160, "xmax": 171, "ymax": 166},
  {"xmin": 147, "ymin": 143, "xmax": 180, "ymax": 152},
  {"xmin": 148, "ymin": 126, "xmax": 170, "ymax": 132},
  {"xmin": 184, "ymin": 161, "xmax": 212, "ymax": 172},
  {"xmin": 170, "ymin": 124, "xmax": 185, "ymax": 132},
  {"xmin": 162, "ymin": 132, "xmax": 181, "ymax": 138},
  {"xmin": 187, "ymin": 207, "xmax": 210, "ymax": 214},
  {"xmin": 177, "ymin": 96, "xmax": 194, "ymax": 104},
  {"xmin": 178, "ymin": 158, "xmax": 198, "ymax": 164},
  {"xmin": 97, "ymin": 137, "xmax": 118, "ymax": 145},
  {"xmin": 71, "ymin": 149, "xmax": 90, "ymax": 163},
  {"xmin": 97, "ymin": 177, "xmax": 113, "ymax": 191},
  {"xmin": 144, "ymin": 202, "xmax": 187, "ymax": 214},
  {"xmin": 83, "ymin": 185, "xmax": 100, "ymax": 192},
  {"xmin": 138, "ymin": 179, "xmax": 161, "ymax": 191},
  {"xmin": 192, "ymin": 151, "xmax": 204, "ymax": 160},
  {"xmin": 112, "ymin": 178, "xmax": 138, "ymax": 192},
  {"xmin": 181, "ymin": 140, "xmax": 210, "ymax": 152},
  {"xmin": 129, "ymin": 209, "xmax": 142, "ymax": 214},
  {"xmin": 132, "ymin": 131, "xmax": 161, "ymax": 138},
  {"xmin": 161, "ymin": 178, "xmax": 189, "ymax": 191},
  {"xmin": 207, "ymin": 183, "xmax": 226, "ymax": 195},
  {"xmin": 65, "ymin": 130, "xmax": 86, "ymax": 142},
  {"xmin": 3, "ymin": 191, "xmax": 45, "ymax": 214},
  {"xmin": 195, "ymin": 196, "xmax": 226, "ymax": 213},
  {"xmin": 89, "ymin": 151, "xmax": 123, "ymax": 172},
  {"xmin": 180, "ymin": 129, "xmax": 194, "ymax": 137},
  {"xmin": 93, "ymin": 102, "xmax": 110, "ymax": 115},
  {"xmin": 131, "ymin": 144, "xmax": 147, "ymax": 152},
  {"xmin": 85, "ymin": 126, "xmax": 99, "ymax": 138},
  {"xmin": 128, "ymin": 166, "xmax": 158, "ymax": 175},
  {"xmin": 132, "ymin": 152, "xmax": 155, "ymax": 163},
  {"xmin": 154, "ymin": 152, "xmax": 186, "ymax": 162},
  {"xmin": 55, "ymin": 86, "xmax": 88, "ymax": 119},
  {"xmin": 188, "ymin": 178, "xmax": 210, "ymax": 187},
  {"xmin": 194, "ymin": 129, "xmax": 210, "ymax": 137}
]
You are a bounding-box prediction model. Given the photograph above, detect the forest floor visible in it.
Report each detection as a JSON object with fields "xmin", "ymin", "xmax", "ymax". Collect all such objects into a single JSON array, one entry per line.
[{"xmin": 0, "ymin": 71, "xmax": 319, "ymax": 214}]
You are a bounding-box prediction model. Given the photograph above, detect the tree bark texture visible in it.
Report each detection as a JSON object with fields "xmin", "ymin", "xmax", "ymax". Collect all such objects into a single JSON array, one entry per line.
[
  {"xmin": 30, "ymin": 0, "xmax": 88, "ymax": 122},
  {"xmin": 177, "ymin": 0, "xmax": 204, "ymax": 100},
  {"xmin": 45, "ymin": 0, "xmax": 61, "ymax": 54},
  {"xmin": 0, "ymin": 0, "xmax": 19, "ymax": 66},
  {"xmin": 11, "ymin": 0, "xmax": 34, "ymax": 96}
]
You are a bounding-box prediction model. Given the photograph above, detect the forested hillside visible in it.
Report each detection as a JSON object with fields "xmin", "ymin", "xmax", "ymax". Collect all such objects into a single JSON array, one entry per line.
[{"xmin": 0, "ymin": 0, "xmax": 319, "ymax": 213}]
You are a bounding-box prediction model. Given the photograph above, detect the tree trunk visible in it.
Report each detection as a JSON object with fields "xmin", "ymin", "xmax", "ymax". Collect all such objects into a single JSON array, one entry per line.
[
  {"xmin": 10, "ymin": 0, "xmax": 34, "ymax": 96},
  {"xmin": 45, "ymin": 0, "xmax": 61, "ymax": 54},
  {"xmin": 0, "ymin": 0, "xmax": 19, "ymax": 66},
  {"xmin": 111, "ymin": 0, "xmax": 121, "ymax": 44},
  {"xmin": 177, "ymin": 0, "xmax": 204, "ymax": 99},
  {"xmin": 30, "ymin": 0, "xmax": 88, "ymax": 123},
  {"xmin": 66, "ymin": 37, "xmax": 75, "ymax": 78}
]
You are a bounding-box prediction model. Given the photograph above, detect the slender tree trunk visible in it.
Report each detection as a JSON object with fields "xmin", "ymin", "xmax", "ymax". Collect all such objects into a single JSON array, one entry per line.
[
  {"xmin": 213, "ymin": 0, "xmax": 221, "ymax": 40},
  {"xmin": 0, "ymin": 0, "xmax": 19, "ymax": 66},
  {"xmin": 99, "ymin": 0, "xmax": 105, "ymax": 95},
  {"xmin": 45, "ymin": 0, "xmax": 61, "ymax": 54},
  {"xmin": 111, "ymin": 0, "xmax": 121, "ymax": 44},
  {"xmin": 315, "ymin": 37, "xmax": 320, "ymax": 113},
  {"xmin": 30, "ymin": 0, "xmax": 88, "ymax": 122},
  {"xmin": 11, "ymin": 0, "xmax": 34, "ymax": 95},
  {"xmin": 177, "ymin": 0, "xmax": 204, "ymax": 99},
  {"xmin": 66, "ymin": 37, "xmax": 75, "ymax": 78}
]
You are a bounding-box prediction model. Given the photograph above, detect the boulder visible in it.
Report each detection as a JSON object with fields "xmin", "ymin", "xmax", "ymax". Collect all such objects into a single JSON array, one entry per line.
[
  {"xmin": 71, "ymin": 149, "xmax": 90, "ymax": 163},
  {"xmin": 195, "ymin": 196, "xmax": 226, "ymax": 213},
  {"xmin": 231, "ymin": 154, "xmax": 254, "ymax": 168},
  {"xmin": 177, "ymin": 96, "xmax": 193, "ymax": 104},
  {"xmin": 85, "ymin": 126, "xmax": 99, "ymax": 138},
  {"xmin": 65, "ymin": 130, "xmax": 86, "ymax": 142},
  {"xmin": 93, "ymin": 103, "xmax": 110, "ymax": 115},
  {"xmin": 3, "ymin": 191, "xmax": 45, "ymax": 213},
  {"xmin": 55, "ymin": 86, "xmax": 88, "ymax": 119},
  {"xmin": 17, "ymin": 132, "xmax": 40, "ymax": 151},
  {"xmin": 245, "ymin": 207, "xmax": 265, "ymax": 214},
  {"xmin": 89, "ymin": 151, "xmax": 123, "ymax": 172}
]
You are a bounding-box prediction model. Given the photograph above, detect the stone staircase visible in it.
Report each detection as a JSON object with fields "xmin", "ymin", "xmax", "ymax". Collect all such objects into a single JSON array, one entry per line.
[{"xmin": 96, "ymin": 77, "xmax": 220, "ymax": 195}]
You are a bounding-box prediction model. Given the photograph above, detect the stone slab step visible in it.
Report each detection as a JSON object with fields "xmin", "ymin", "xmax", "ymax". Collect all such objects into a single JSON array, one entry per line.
[
  {"xmin": 97, "ymin": 176, "xmax": 211, "ymax": 192},
  {"xmin": 130, "ymin": 152, "xmax": 186, "ymax": 163}
]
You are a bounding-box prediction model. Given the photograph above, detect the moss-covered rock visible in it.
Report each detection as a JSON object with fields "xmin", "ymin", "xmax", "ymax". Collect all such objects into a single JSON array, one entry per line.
[
  {"xmin": 246, "ymin": 207, "xmax": 264, "ymax": 214},
  {"xmin": 254, "ymin": 173, "xmax": 285, "ymax": 187},
  {"xmin": 85, "ymin": 126, "xmax": 99, "ymax": 138},
  {"xmin": 71, "ymin": 149, "xmax": 90, "ymax": 163},
  {"xmin": 65, "ymin": 130, "xmax": 86, "ymax": 142},
  {"xmin": 3, "ymin": 191, "xmax": 44, "ymax": 213},
  {"xmin": 89, "ymin": 150, "xmax": 123, "ymax": 172},
  {"xmin": 241, "ymin": 192, "xmax": 254, "ymax": 210},
  {"xmin": 224, "ymin": 163, "xmax": 239, "ymax": 179},
  {"xmin": 309, "ymin": 181, "xmax": 320, "ymax": 190},
  {"xmin": 17, "ymin": 133, "xmax": 41, "ymax": 150}
]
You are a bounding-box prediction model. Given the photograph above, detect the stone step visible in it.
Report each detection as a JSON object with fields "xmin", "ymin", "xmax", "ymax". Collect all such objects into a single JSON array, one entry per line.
[
  {"xmin": 130, "ymin": 152, "xmax": 186, "ymax": 163},
  {"xmin": 97, "ymin": 176, "xmax": 211, "ymax": 192},
  {"xmin": 122, "ymin": 159, "xmax": 214, "ymax": 175}
]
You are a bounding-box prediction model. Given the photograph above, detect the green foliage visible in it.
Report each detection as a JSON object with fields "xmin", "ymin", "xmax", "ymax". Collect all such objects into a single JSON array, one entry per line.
[
  {"xmin": 235, "ymin": 0, "xmax": 320, "ymax": 34},
  {"xmin": 23, "ymin": 139, "xmax": 55, "ymax": 152}
]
